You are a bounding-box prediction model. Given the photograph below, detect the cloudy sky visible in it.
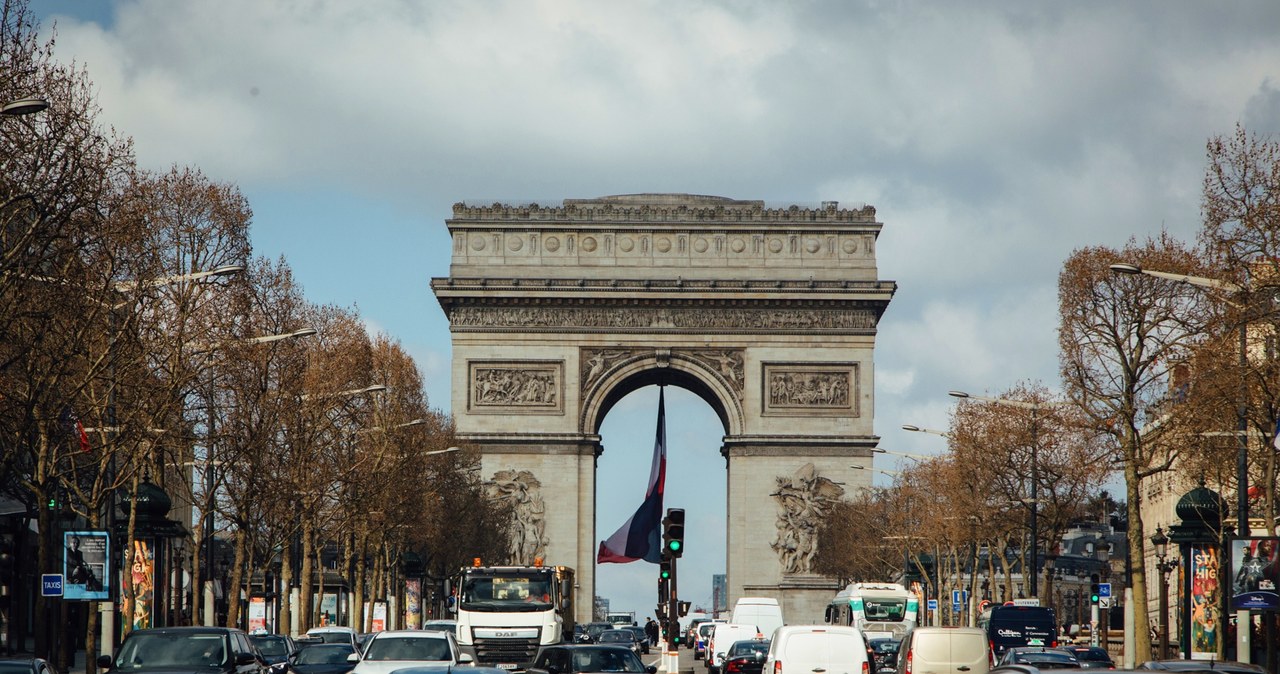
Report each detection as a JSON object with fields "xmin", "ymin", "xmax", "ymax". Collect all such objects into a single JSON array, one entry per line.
[{"xmin": 32, "ymin": 0, "xmax": 1280, "ymax": 621}]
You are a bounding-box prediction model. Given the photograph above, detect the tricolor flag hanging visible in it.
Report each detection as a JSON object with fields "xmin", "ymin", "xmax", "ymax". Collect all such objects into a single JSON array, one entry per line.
[{"xmin": 597, "ymin": 387, "xmax": 667, "ymax": 564}]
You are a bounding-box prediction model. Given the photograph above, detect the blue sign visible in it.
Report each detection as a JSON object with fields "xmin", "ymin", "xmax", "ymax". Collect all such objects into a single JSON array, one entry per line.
[
  {"xmin": 927, "ymin": 599, "xmax": 938, "ymax": 611},
  {"xmin": 1098, "ymin": 583, "xmax": 1111, "ymax": 598},
  {"xmin": 41, "ymin": 574, "xmax": 64, "ymax": 597}
]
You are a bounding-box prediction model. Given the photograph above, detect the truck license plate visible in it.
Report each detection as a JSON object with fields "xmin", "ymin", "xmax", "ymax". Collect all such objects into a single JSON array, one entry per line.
[{"xmin": 497, "ymin": 665, "xmax": 518, "ymax": 670}]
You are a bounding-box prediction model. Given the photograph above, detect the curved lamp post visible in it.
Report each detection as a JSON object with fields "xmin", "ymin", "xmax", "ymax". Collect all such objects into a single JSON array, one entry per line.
[
  {"xmin": 902, "ymin": 424, "xmax": 950, "ymax": 438},
  {"xmin": 1, "ymin": 98, "xmax": 48, "ymax": 116}
]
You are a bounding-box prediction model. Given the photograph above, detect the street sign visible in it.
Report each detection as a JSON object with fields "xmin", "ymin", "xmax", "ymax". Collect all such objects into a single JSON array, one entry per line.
[
  {"xmin": 41, "ymin": 574, "xmax": 63, "ymax": 597},
  {"xmin": 1098, "ymin": 582, "xmax": 1112, "ymax": 598},
  {"xmin": 927, "ymin": 599, "xmax": 938, "ymax": 611},
  {"xmin": 1098, "ymin": 597, "xmax": 1112, "ymax": 609}
]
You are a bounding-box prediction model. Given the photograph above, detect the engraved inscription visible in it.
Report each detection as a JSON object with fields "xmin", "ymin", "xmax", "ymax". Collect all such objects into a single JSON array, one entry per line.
[
  {"xmin": 469, "ymin": 361, "xmax": 564, "ymax": 414},
  {"xmin": 451, "ymin": 306, "xmax": 877, "ymax": 332},
  {"xmin": 762, "ymin": 362, "xmax": 858, "ymax": 417}
]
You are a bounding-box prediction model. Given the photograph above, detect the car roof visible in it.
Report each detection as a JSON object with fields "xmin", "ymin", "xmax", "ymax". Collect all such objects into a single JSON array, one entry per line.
[{"xmin": 371, "ymin": 630, "xmax": 450, "ymax": 638}]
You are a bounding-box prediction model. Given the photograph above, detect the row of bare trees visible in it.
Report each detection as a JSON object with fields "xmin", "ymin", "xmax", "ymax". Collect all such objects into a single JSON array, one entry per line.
[
  {"xmin": 814, "ymin": 126, "xmax": 1280, "ymax": 662},
  {"xmin": 2, "ymin": 0, "xmax": 512, "ymax": 667}
]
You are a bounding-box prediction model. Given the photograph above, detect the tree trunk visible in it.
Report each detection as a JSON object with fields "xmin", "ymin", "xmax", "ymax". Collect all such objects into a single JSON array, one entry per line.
[
  {"xmin": 226, "ymin": 527, "xmax": 247, "ymax": 629},
  {"xmin": 353, "ymin": 532, "xmax": 367, "ymax": 632},
  {"xmin": 300, "ymin": 519, "xmax": 314, "ymax": 633},
  {"xmin": 1125, "ymin": 456, "xmax": 1152, "ymax": 663},
  {"xmin": 279, "ymin": 535, "xmax": 293, "ymax": 636}
]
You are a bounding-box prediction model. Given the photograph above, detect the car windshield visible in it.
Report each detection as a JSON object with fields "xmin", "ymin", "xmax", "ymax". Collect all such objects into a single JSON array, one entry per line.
[
  {"xmin": 363, "ymin": 636, "xmax": 451, "ymax": 661},
  {"xmin": 460, "ymin": 571, "xmax": 555, "ymax": 611},
  {"xmin": 116, "ymin": 633, "xmax": 228, "ymax": 668},
  {"xmin": 570, "ymin": 649, "xmax": 646, "ymax": 673},
  {"xmin": 869, "ymin": 641, "xmax": 899, "ymax": 654},
  {"xmin": 296, "ymin": 645, "xmax": 355, "ymax": 665},
  {"xmin": 598, "ymin": 632, "xmax": 632, "ymax": 643},
  {"xmin": 251, "ymin": 637, "xmax": 289, "ymax": 656},
  {"xmin": 1073, "ymin": 649, "xmax": 1110, "ymax": 662},
  {"xmin": 423, "ymin": 622, "xmax": 458, "ymax": 636},
  {"xmin": 1013, "ymin": 652, "xmax": 1076, "ymax": 665}
]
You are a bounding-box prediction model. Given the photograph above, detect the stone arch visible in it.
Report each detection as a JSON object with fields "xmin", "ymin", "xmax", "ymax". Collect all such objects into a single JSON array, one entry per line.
[{"xmin": 579, "ymin": 349, "xmax": 744, "ymax": 437}]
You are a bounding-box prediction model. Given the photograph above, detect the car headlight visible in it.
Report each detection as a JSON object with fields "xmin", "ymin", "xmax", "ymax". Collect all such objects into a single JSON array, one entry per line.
[{"xmin": 269, "ymin": 663, "xmax": 288, "ymax": 672}]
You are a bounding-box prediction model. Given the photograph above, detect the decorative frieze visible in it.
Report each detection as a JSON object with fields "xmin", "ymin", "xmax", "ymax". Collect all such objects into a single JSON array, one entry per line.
[
  {"xmin": 762, "ymin": 362, "xmax": 858, "ymax": 417},
  {"xmin": 580, "ymin": 347, "xmax": 745, "ymax": 400},
  {"xmin": 468, "ymin": 361, "xmax": 564, "ymax": 415},
  {"xmin": 771, "ymin": 463, "xmax": 845, "ymax": 575},
  {"xmin": 452, "ymin": 306, "xmax": 877, "ymax": 333}
]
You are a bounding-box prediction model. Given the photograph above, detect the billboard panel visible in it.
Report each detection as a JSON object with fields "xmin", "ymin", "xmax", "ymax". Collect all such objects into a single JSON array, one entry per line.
[
  {"xmin": 63, "ymin": 530, "xmax": 109, "ymax": 601},
  {"xmin": 1230, "ymin": 537, "xmax": 1280, "ymax": 610}
]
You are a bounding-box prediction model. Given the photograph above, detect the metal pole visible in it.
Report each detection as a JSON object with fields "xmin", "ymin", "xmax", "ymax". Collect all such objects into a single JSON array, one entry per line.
[
  {"xmin": 1238, "ymin": 321, "xmax": 1249, "ymax": 537},
  {"xmin": 1030, "ymin": 407, "xmax": 1039, "ymax": 600},
  {"xmin": 1159, "ymin": 565, "xmax": 1169, "ymax": 658}
]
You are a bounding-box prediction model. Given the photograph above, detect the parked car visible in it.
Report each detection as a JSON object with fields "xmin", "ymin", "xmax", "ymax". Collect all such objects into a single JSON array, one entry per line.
[
  {"xmin": 895, "ymin": 627, "xmax": 990, "ymax": 674},
  {"xmin": 99, "ymin": 626, "xmax": 266, "ymax": 674},
  {"xmin": 721, "ymin": 638, "xmax": 769, "ymax": 674},
  {"xmin": 0, "ymin": 657, "xmax": 60, "ymax": 674},
  {"xmin": 526, "ymin": 645, "xmax": 656, "ymax": 674},
  {"xmin": 348, "ymin": 630, "xmax": 472, "ymax": 674},
  {"xmin": 287, "ymin": 644, "xmax": 359, "ymax": 674},
  {"xmin": 596, "ymin": 629, "xmax": 644, "ymax": 658},
  {"xmin": 1052, "ymin": 646, "xmax": 1113, "ymax": 669},
  {"xmin": 997, "ymin": 646, "xmax": 1080, "ymax": 670},
  {"xmin": 707, "ymin": 624, "xmax": 763, "ymax": 674},
  {"xmin": 764, "ymin": 625, "xmax": 869, "ymax": 674},
  {"xmin": 694, "ymin": 621, "xmax": 725, "ymax": 661},
  {"xmin": 621, "ymin": 625, "xmax": 651, "ymax": 653},
  {"xmin": 251, "ymin": 634, "xmax": 298, "ymax": 672}
]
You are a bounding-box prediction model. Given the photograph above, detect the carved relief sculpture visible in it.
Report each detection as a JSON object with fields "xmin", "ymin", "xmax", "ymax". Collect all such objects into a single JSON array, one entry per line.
[
  {"xmin": 770, "ymin": 463, "xmax": 845, "ymax": 575},
  {"xmin": 762, "ymin": 363, "xmax": 858, "ymax": 417},
  {"xmin": 469, "ymin": 361, "xmax": 564, "ymax": 414},
  {"xmin": 485, "ymin": 469, "xmax": 550, "ymax": 564},
  {"xmin": 451, "ymin": 306, "xmax": 877, "ymax": 332}
]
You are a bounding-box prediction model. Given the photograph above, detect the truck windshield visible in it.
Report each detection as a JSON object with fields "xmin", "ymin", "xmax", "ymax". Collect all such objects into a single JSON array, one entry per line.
[{"xmin": 461, "ymin": 571, "xmax": 555, "ymax": 611}]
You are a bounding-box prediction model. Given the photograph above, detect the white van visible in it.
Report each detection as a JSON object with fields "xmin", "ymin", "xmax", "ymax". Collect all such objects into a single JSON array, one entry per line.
[
  {"xmin": 730, "ymin": 597, "xmax": 784, "ymax": 638},
  {"xmin": 765, "ymin": 625, "xmax": 870, "ymax": 674},
  {"xmin": 894, "ymin": 627, "xmax": 990, "ymax": 674},
  {"xmin": 706, "ymin": 623, "xmax": 764, "ymax": 674}
]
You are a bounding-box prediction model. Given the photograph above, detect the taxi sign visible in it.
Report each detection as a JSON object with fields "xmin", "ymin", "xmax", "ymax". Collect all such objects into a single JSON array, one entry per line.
[{"xmin": 41, "ymin": 574, "xmax": 64, "ymax": 597}]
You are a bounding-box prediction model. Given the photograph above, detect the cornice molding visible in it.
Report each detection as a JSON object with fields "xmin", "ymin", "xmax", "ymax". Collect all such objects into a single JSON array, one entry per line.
[{"xmin": 450, "ymin": 195, "xmax": 877, "ymax": 225}]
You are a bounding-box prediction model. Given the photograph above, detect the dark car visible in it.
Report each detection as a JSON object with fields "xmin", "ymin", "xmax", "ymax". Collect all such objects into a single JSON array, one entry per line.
[
  {"xmin": 581, "ymin": 622, "xmax": 613, "ymax": 644},
  {"xmin": 998, "ymin": 646, "xmax": 1081, "ymax": 670},
  {"xmin": 1054, "ymin": 646, "xmax": 1113, "ymax": 669},
  {"xmin": 1138, "ymin": 661, "xmax": 1265, "ymax": 673},
  {"xmin": 100, "ymin": 626, "xmax": 266, "ymax": 674},
  {"xmin": 596, "ymin": 629, "xmax": 644, "ymax": 658},
  {"xmin": 287, "ymin": 643, "xmax": 359, "ymax": 674},
  {"xmin": 251, "ymin": 635, "xmax": 298, "ymax": 672},
  {"xmin": 867, "ymin": 638, "xmax": 900, "ymax": 673},
  {"xmin": 621, "ymin": 626, "xmax": 651, "ymax": 654},
  {"xmin": 721, "ymin": 639, "xmax": 769, "ymax": 674},
  {"xmin": 527, "ymin": 645, "xmax": 656, "ymax": 674},
  {"xmin": 0, "ymin": 658, "xmax": 59, "ymax": 674}
]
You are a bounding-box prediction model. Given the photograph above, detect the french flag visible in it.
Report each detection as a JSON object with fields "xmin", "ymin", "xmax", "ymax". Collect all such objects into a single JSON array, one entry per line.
[{"xmin": 597, "ymin": 387, "xmax": 667, "ymax": 564}]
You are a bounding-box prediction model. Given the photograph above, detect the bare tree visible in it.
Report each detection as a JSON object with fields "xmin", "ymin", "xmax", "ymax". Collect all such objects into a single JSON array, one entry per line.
[{"xmin": 1058, "ymin": 233, "xmax": 1212, "ymax": 662}]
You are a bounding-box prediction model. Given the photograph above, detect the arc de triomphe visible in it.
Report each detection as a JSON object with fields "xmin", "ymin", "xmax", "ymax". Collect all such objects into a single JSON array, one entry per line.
[{"xmin": 431, "ymin": 194, "xmax": 896, "ymax": 622}]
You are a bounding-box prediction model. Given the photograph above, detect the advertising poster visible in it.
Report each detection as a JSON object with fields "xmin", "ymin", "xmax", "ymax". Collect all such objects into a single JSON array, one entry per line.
[
  {"xmin": 320, "ymin": 593, "xmax": 338, "ymax": 626},
  {"xmin": 121, "ymin": 539, "xmax": 154, "ymax": 634},
  {"xmin": 405, "ymin": 579, "xmax": 422, "ymax": 629},
  {"xmin": 63, "ymin": 530, "xmax": 109, "ymax": 601},
  {"xmin": 1230, "ymin": 537, "xmax": 1280, "ymax": 610},
  {"xmin": 372, "ymin": 600, "xmax": 387, "ymax": 632},
  {"xmin": 248, "ymin": 597, "xmax": 267, "ymax": 634},
  {"xmin": 1190, "ymin": 544, "xmax": 1220, "ymax": 660}
]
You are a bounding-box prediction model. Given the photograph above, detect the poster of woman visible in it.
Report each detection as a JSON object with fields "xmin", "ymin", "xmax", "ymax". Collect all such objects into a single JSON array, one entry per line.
[{"xmin": 1190, "ymin": 544, "xmax": 1220, "ymax": 660}]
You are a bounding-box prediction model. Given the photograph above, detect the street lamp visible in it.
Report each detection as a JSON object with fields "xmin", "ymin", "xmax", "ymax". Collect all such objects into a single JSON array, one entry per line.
[
  {"xmin": 871, "ymin": 447, "xmax": 928, "ymax": 461},
  {"xmin": 1, "ymin": 97, "xmax": 48, "ymax": 116},
  {"xmin": 1109, "ymin": 262, "xmax": 1250, "ymax": 537},
  {"xmin": 902, "ymin": 424, "xmax": 950, "ymax": 438},
  {"xmin": 1150, "ymin": 527, "xmax": 1178, "ymax": 659},
  {"xmin": 851, "ymin": 464, "xmax": 900, "ymax": 477},
  {"xmin": 949, "ymin": 389, "xmax": 1060, "ymax": 599},
  {"xmin": 299, "ymin": 384, "xmax": 388, "ymax": 401}
]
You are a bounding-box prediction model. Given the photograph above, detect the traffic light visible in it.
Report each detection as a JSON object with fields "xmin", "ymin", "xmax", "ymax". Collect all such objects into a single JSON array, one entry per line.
[
  {"xmin": 1089, "ymin": 573, "xmax": 1100, "ymax": 604},
  {"xmin": 668, "ymin": 619, "xmax": 682, "ymax": 645},
  {"xmin": 658, "ymin": 576, "xmax": 669, "ymax": 603},
  {"xmin": 678, "ymin": 600, "xmax": 691, "ymax": 617},
  {"xmin": 659, "ymin": 557, "xmax": 672, "ymax": 580},
  {"xmin": 663, "ymin": 508, "xmax": 685, "ymax": 558}
]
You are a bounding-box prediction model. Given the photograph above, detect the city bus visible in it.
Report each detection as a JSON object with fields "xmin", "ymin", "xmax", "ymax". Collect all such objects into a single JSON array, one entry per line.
[{"xmin": 824, "ymin": 582, "xmax": 919, "ymax": 640}]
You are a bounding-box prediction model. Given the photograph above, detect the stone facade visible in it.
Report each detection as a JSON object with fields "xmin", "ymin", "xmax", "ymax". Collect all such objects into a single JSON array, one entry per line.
[{"xmin": 431, "ymin": 194, "xmax": 896, "ymax": 624}]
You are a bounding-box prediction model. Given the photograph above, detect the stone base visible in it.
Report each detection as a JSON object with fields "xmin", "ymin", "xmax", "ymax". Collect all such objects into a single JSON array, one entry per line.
[{"xmin": 742, "ymin": 575, "xmax": 841, "ymax": 626}]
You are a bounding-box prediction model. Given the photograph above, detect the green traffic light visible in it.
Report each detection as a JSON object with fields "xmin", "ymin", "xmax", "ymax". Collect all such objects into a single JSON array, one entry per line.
[
  {"xmin": 669, "ymin": 540, "xmax": 681, "ymax": 552},
  {"xmin": 660, "ymin": 570, "xmax": 670, "ymax": 579}
]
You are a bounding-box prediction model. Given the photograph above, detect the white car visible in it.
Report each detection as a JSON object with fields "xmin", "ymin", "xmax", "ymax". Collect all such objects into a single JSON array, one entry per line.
[
  {"xmin": 306, "ymin": 626, "xmax": 360, "ymax": 651},
  {"xmin": 347, "ymin": 630, "xmax": 473, "ymax": 674}
]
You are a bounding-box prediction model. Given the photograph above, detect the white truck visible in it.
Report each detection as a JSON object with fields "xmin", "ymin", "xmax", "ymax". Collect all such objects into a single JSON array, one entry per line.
[
  {"xmin": 606, "ymin": 611, "xmax": 636, "ymax": 627},
  {"xmin": 451, "ymin": 562, "xmax": 576, "ymax": 671}
]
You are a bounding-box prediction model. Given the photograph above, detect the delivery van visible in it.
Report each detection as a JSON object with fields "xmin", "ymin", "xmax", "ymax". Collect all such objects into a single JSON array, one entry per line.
[
  {"xmin": 894, "ymin": 627, "xmax": 990, "ymax": 674},
  {"xmin": 730, "ymin": 597, "xmax": 784, "ymax": 639},
  {"xmin": 706, "ymin": 623, "xmax": 763, "ymax": 674},
  {"xmin": 765, "ymin": 625, "xmax": 870, "ymax": 674}
]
